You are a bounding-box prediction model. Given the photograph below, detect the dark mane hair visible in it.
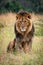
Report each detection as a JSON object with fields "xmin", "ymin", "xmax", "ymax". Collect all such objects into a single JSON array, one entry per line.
[
  {"xmin": 18, "ymin": 10, "xmax": 28, "ymax": 15},
  {"xmin": 17, "ymin": 10, "xmax": 31, "ymax": 19}
]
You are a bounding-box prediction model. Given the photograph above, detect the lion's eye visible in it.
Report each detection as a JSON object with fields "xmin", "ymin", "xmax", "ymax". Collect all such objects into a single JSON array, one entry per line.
[
  {"xmin": 28, "ymin": 15, "xmax": 31, "ymax": 19},
  {"xmin": 20, "ymin": 21, "xmax": 22, "ymax": 22},
  {"xmin": 24, "ymin": 21, "xmax": 26, "ymax": 22},
  {"xmin": 19, "ymin": 21, "xmax": 22, "ymax": 24}
]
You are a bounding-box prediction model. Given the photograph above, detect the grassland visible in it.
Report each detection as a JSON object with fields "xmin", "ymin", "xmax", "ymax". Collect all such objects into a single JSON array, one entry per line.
[{"xmin": 0, "ymin": 13, "xmax": 43, "ymax": 65}]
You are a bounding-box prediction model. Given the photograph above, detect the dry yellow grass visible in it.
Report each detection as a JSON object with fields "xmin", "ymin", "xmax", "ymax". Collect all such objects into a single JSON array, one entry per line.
[
  {"xmin": 0, "ymin": 12, "xmax": 43, "ymax": 65},
  {"xmin": 0, "ymin": 12, "xmax": 43, "ymax": 52},
  {"xmin": 0, "ymin": 12, "xmax": 16, "ymax": 26}
]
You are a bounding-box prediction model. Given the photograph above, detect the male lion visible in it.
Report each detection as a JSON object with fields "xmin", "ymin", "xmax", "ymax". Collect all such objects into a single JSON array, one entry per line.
[
  {"xmin": 14, "ymin": 11, "xmax": 35, "ymax": 53},
  {"xmin": 7, "ymin": 11, "xmax": 34, "ymax": 53}
]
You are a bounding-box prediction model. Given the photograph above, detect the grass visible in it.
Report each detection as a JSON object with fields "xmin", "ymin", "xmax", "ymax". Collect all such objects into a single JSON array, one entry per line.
[
  {"xmin": 0, "ymin": 53, "xmax": 43, "ymax": 65},
  {"xmin": 0, "ymin": 13, "xmax": 43, "ymax": 65},
  {"xmin": 35, "ymin": 26, "xmax": 43, "ymax": 36}
]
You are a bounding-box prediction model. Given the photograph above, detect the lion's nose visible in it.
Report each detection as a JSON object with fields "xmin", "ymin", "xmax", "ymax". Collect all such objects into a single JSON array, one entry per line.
[
  {"xmin": 22, "ymin": 21, "xmax": 24, "ymax": 24},
  {"xmin": 21, "ymin": 23, "xmax": 24, "ymax": 27}
]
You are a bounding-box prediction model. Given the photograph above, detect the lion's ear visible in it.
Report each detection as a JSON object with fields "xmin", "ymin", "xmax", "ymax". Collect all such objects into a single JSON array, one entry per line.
[
  {"xmin": 16, "ymin": 16, "xmax": 18, "ymax": 20},
  {"xmin": 16, "ymin": 14, "xmax": 19, "ymax": 20},
  {"xmin": 28, "ymin": 14, "xmax": 31, "ymax": 19}
]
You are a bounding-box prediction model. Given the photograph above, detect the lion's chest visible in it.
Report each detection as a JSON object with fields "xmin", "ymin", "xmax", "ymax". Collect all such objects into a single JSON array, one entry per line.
[{"xmin": 16, "ymin": 34, "xmax": 31, "ymax": 43}]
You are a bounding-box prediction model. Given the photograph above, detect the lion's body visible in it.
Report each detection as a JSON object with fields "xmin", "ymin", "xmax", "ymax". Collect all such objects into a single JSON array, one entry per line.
[
  {"xmin": 14, "ymin": 11, "xmax": 34, "ymax": 53},
  {"xmin": 7, "ymin": 11, "xmax": 34, "ymax": 53}
]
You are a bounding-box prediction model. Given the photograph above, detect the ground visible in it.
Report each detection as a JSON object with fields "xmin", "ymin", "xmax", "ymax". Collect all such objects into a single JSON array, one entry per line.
[{"xmin": 0, "ymin": 13, "xmax": 43, "ymax": 65}]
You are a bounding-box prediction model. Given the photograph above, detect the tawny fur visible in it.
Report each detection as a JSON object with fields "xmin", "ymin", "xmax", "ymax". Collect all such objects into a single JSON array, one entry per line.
[
  {"xmin": 7, "ymin": 11, "xmax": 34, "ymax": 53},
  {"xmin": 14, "ymin": 11, "xmax": 35, "ymax": 53}
]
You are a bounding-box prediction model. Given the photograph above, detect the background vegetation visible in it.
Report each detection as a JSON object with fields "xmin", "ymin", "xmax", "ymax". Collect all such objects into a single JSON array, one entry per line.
[{"xmin": 0, "ymin": 0, "xmax": 43, "ymax": 13}]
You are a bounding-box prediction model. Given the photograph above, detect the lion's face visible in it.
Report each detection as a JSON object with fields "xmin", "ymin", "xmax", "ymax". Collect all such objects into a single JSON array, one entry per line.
[
  {"xmin": 16, "ymin": 17, "xmax": 30, "ymax": 32},
  {"xmin": 19, "ymin": 19, "xmax": 29, "ymax": 32},
  {"xmin": 16, "ymin": 11, "xmax": 32, "ymax": 35}
]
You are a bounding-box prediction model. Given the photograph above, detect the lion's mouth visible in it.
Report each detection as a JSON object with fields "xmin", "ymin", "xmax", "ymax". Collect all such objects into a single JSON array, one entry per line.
[{"xmin": 20, "ymin": 27, "xmax": 26, "ymax": 32}]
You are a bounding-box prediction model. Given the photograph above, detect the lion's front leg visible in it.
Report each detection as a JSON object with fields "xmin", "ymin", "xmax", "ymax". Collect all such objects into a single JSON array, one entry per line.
[
  {"xmin": 7, "ymin": 39, "xmax": 16, "ymax": 52},
  {"xmin": 22, "ymin": 40, "xmax": 32, "ymax": 53}
]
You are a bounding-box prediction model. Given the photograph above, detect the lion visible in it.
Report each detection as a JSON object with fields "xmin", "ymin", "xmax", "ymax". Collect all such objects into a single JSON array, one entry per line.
[
  {"xmin": 14, "ymin": 11, "xmax": 35, "ymax": 53},
  {"xmin": 7, "ymin": 11, "xmax": 34, "ymax": 53}
]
